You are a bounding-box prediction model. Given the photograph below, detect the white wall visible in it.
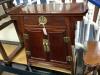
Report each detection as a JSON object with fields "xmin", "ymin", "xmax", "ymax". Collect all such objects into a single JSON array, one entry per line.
[{"xmin": 0, "ymin": 5, "xmax": 19, "ymax": 42}]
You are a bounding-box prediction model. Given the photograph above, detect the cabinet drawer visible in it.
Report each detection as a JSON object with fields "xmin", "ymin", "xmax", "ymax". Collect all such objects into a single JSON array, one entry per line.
[{"xmin": 24, "ymin": 15, "xmax": 66, "ymax": 26}]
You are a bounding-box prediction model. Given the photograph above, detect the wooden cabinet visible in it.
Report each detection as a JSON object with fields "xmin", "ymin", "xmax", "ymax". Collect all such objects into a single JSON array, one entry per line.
[
  {"xmin": 24, "ymin": 15, "xmax": 70, "ymax": 64},
  {"xmin": 24, "ymin": 23, "xmax": 68, "ymax": 63},
  {"xmin": 8, "ymin": 3, "xmax": 88, "ymax": 73}
]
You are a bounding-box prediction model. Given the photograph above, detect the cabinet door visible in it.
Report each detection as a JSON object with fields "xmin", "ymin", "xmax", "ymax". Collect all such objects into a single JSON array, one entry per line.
[
  {"xmin": 48, "ymin": 30, "xmax": 68, "ymax": 63},
  {"xmin": 24, "ymin": 30, "xmax": 46, "ymax": 60}
]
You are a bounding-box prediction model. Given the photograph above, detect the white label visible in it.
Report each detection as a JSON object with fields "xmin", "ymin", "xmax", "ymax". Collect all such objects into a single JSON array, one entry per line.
[{"xmin": 43, "ymin": 28, "xmax": 47, "ymax": 35}]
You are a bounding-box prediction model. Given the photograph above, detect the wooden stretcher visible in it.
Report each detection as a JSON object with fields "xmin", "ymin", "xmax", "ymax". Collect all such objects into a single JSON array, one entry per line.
[
  {"xmin": 0, "ymin": 44, "xmax": 27, "ymax": 64},
  {"xmin": 0, "ymin": 44, "xmax": 71, "ymax": 74}
]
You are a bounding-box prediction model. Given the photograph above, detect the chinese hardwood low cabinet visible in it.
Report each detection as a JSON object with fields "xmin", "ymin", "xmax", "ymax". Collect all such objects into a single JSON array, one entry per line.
[{"xmin": 7, "ymin": 3, "xmax": 87, "ymax": 73}]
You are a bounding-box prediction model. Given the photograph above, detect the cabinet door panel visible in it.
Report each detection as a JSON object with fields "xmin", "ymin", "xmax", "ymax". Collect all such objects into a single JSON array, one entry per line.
[
  {"xmin": 26, "ymin": 30, "xmax": 46, "ymax": 60},
  {"xmin": 48, "ymin": 31, "xmax": 67, "ymax": 63}
]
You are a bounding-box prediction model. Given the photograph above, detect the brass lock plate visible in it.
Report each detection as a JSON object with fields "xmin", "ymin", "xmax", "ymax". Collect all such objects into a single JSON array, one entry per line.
[{"xmin": 39, "ymin": 16, "xmax": 47, "ymax": 26}]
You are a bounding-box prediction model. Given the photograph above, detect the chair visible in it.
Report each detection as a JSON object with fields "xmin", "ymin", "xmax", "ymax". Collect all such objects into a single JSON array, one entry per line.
[
  {"xmin": 75, "ymin": 1, "xmax": 100, "ymax": 75},
  {"xmin": 0, "ymin": 0, "xmax": 23, "ymax": 63},
  {"xmin": 75, "ymin": 2, "xmax": 100, "ymax": 75},
  {"xmin": 83, "ymin": 42, "xmax": 100, "ymax": 75},
  {"xmin": 83, "ymin": 7, "xmax": 100, "ymax": 75},
  {"xmin": 75, "ymin": 1, "xmax": 100, "ymax": 48}
]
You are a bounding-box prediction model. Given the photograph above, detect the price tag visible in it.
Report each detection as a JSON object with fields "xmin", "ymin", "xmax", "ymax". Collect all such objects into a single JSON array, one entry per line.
[{"xmin": 43, "ymin": 27, "xmax": 47, "ymax": 35}]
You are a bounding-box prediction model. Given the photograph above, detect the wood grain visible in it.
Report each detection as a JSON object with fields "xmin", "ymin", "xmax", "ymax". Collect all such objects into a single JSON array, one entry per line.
[{"xmin": 84, "ymin": 41, "xmax": 100, "ymax": 65}]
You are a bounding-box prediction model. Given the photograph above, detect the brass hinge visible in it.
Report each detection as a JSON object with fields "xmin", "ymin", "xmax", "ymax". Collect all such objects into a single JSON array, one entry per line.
[
  {"xmin": 23, "ymin": 33, "xmax": 29, "ymax": 39},
  {"xmin": 64, "ymin": 36, "xmax": 70, "ymax": 43},
  {"xmin": 26, "ymin": 51, "xmax": 31, "ymax": 57},
  {"xmin": 66, "ymin": 56, "xmax": 72, "ymax": 62}
]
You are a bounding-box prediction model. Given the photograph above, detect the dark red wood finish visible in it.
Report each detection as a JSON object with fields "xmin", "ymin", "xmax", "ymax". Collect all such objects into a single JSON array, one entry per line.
[{"xmin": 7, "ymin": 3, "xmax": 88, "ymax": 73}]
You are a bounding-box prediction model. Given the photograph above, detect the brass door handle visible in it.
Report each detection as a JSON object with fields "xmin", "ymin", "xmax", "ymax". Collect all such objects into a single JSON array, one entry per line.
[{"xmin": 43, "ymin": 39, "xmax": 50, "ymax": 52}]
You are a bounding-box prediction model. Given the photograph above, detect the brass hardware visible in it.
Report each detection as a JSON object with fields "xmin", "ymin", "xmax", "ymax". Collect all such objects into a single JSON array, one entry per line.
[
  {"xmin": 45, "ymin": 41, "xmax": 50, "ymax": 52},
  {"xmin": 23, "ymin": 33, "xmax": 29, "ymax": 39},
  {"xmin": 66, "ymin": 56, "xmax": 72, "ymax": 62},
  {"xmin": 39, "ymin": 16, "xmax": 47, "ymax": 27},
  {"xmin": 43, "ymin": 39, "xmax": 50, "ymax": 52},
  {"xmin": 26, "ymin": 51, "xmax": 31, "ymax": 57},
  {"xmin": 39, "ymin": 16, "xmax": 48, "ymax": 35},
  {"xmin": 64, "ymin": 36, "xmax": 70, "ymax": 43},
  {"xmin": 43, "ymin": 39, "xmax": 47, "ymax": 52}
]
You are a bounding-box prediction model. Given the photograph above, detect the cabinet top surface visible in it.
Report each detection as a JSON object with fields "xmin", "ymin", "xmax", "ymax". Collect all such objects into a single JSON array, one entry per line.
[{"xmin": 7, "ymin": 3, "xmax": 88, "ymax": 15}]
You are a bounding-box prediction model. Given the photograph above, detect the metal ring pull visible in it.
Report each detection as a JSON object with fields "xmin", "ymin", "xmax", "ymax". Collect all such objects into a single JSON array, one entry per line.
[{"xmin": 39, "ymin": 16, "xmax": 48, "ymax": 35}]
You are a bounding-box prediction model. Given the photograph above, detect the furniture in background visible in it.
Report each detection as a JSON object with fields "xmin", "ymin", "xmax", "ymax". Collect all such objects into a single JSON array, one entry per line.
[
  {"xmin": 84, "ymin": 42, "xmax": 100, "ymax": 75},
  {"xmin": 0, "ymin": 0, "xmax": 23, "ymax": 63},
  {"xmin": 75, "ymin": 1, "xmax": 100, "ymax": 75}
]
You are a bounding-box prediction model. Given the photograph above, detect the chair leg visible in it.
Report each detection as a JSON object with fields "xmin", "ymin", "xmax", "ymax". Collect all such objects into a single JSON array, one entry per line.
[
  {"xmin": 13, "ymin": 21, "xmax": 24, "ymax": 46},
  {"xmin": 6, "ymin": 21, "xmax": 24, "ymax": 62},
  {"xmin": 0, "ymin": 42, "xmax": 9, "ymax": 61}
]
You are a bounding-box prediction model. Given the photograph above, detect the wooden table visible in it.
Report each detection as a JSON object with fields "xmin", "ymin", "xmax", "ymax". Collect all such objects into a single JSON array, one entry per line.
[
  {"xmin": 84, "ymin": 41, "xmax": 100, "ymax": 75},
  {"xmin": 7, "ymin": 3, "xmax": 87, "ymax": 74}
]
